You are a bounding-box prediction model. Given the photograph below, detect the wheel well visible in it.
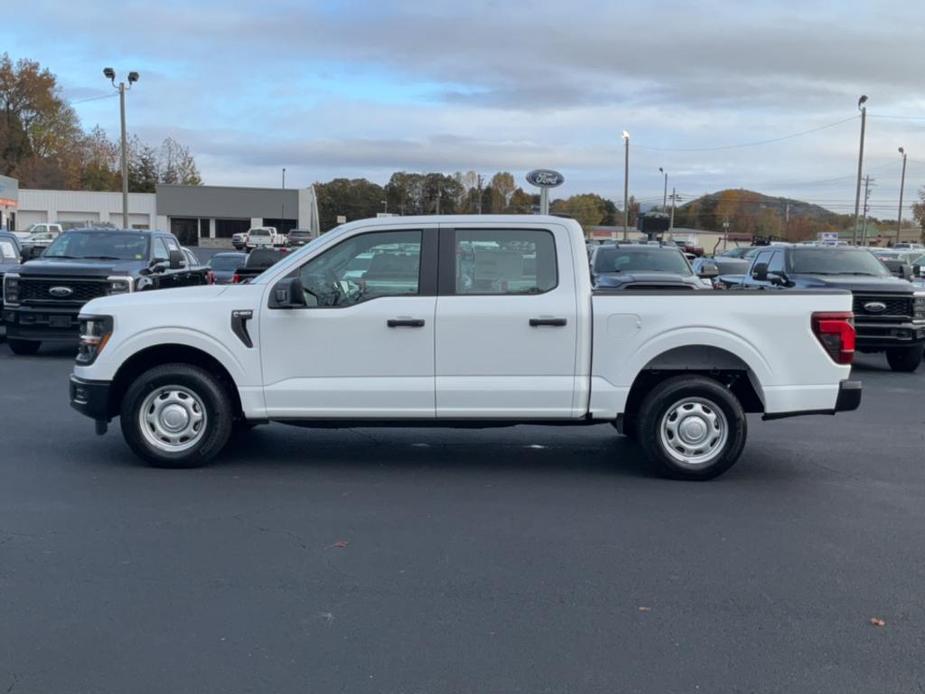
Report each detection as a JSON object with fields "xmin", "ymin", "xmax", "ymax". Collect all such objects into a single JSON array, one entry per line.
[
  {"xmin": 623, "ymin": 346, "xmax": 764, "ymax": 418},
  {"xmin": 108, "ymin": 344, "xmax": 243, "ymax": 419}
]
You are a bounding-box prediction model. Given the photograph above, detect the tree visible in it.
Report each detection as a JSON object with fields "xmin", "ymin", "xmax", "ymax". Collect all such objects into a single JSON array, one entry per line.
[
  {"xmin": 913, "ymin": 186, "xmax": 925, "ymax": 234},
  {"xmin": 315, "ymin": 178, "xmax": 386, "ymax": 231},
  {"xmin": 127, "ymin": 135, "xmax": 160, "ymax": 193},
  {"xmin": 78, "ymin": 125, "xmax": 120, "ymax": 191},
  {"xmin": 160, "ymin": 137, "xmax": 201, "ymax": 186},
  {"xmin": 0, "ymin": 53, "xmax": 82, "ymax": 187},
  {"xmin": 489, "ymin": 172, "xmax": 516, "ymax": 213},
  {"xmin": 551, "ymin": 194, "xmax": 606, "ymax": 232}
]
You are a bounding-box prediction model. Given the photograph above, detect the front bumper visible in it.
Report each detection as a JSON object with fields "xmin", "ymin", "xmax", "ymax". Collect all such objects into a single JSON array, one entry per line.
[
  {"xmin": 70, "ymin": 375, "xmax": 112, "ymax": 421},
  {"xmin": 856, "ymin": 320, "xmax": 925, "ymax": 350},
  {"xmin": 3, "ymin": 305, "xmax": 81, "ymax": 341}
]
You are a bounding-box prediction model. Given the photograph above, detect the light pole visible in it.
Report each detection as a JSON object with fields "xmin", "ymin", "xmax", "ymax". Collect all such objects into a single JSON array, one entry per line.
[
  {"xmin": 282, "ymin": 168, "xmax": 286, "ymax": 188},
  {"xmin": 659, "ymin": 167, "xmax": 668, "ymax": 211},
  {"xmin": 852, "ymin": 95, "xmax": 868, "ymax": 245},
  {"xmin": 382, "ymin": 199, "xmax": 388, "ymax": 214},
  {"xmin": 897, "ymin": 147, "xmax": 908, "ymax": 245},
  {"xmin": 103, "ymin": 68, "xmax": 139, "ymax": 228},
  {"xmin": 622, "ymin": 130, "xmax": 630, "ymax": 240}
]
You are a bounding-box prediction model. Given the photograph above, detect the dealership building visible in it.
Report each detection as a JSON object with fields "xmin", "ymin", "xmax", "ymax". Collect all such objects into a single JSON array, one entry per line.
[{"xmin": 0, "ymin": 178, "xmax": 320, "ymax": 246}]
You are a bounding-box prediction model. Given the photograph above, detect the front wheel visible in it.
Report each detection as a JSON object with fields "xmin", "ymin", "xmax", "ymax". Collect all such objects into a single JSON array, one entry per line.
[
  {"xmin": 7, "ymin": 339, "xmax": 40, "ymax": 356},
  {"xmin": 885, "ymin": 344, "xmax": 923, "ymax": 373},
  {"xmin": 636, "ymin": 375, "xmax": 747, "ymax": 480},
  {"xmin": 120, "ymin": 363, "xmax": 233, "ymax": 468}
]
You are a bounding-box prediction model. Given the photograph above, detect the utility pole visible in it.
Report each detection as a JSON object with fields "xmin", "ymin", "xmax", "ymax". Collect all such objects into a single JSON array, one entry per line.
[
  {"xmin": 281, "ymin": 168, "xmax": 286, "ymax": 223},
  {"xmin": 669, "ymin": 187, "xmax": 677, "ymax": 232},
  {"xmin": 897, "ymin": 147, "xmax": 908, "ymax": 245},
  {"xmin": 861, "ymin": 175, "xmax": 873, "ymax": 245},
  {"xmin": 659, "ymin": 167, "xmax": 668, "ymax": 210},
  {"xmin": 853, "ymin": 95, "xmax": 868, "ymax": 245},
  {"xmin": 476, "ymin": 174, "xmax": 483, "ymax": 215},
  {"xmin": 103, "ymin": 68, "xmax": 139, "ymax": 228},
  {"xmin": 722, "ymin": 219, "xmax": 730, "ymax": 250},
  {"xmin": 622, "ymin": 131, "xmax": 630, "ymax": 240},
  {"xmin": 785, "ymin": 203, "xmax": 790, "ymax": 241}
]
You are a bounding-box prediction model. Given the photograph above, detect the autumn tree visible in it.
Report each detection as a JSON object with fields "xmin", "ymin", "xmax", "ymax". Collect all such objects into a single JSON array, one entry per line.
[
  {"xmin": 315, "ymin": 178, "xmax": 387, "ymax": 231},
  {"xmin": 913, "ymin": 187, "xmax": 925, "ymax": 234}
]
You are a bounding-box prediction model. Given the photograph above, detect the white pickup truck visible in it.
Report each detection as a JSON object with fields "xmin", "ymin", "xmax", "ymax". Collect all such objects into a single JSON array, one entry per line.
[{"xmin": 69, "ymin": 216, "xmax": 861, "ymax": 479}]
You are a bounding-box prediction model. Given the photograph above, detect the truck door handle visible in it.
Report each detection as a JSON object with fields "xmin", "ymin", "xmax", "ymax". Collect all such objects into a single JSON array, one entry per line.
[
  {"xmin": 387, "ymin": 318, "xmax": 425, "ymax": 328},
  {"xmin": 529, "ymin": 317, "xmax": 568, "ymax": 327}
]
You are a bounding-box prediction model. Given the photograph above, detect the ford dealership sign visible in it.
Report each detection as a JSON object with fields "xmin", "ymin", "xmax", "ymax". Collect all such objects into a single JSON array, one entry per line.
[{"xmin": 526, "ymin": 169, "xmax": 565, "ymax": 188}]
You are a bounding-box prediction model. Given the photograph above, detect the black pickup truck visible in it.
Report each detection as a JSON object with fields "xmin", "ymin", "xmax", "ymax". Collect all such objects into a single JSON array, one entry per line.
[
  {"xmin": 1, "ymin": 228, "xmax": 210, "ymax": 355},
  {"xmin": 726, "ymin": 245, "xmax": 925, "ymax": 372}
]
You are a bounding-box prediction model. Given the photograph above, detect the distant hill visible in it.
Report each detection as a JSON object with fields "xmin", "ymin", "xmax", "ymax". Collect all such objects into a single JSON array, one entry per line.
[{"xmin": 673, "ymin": 189, "xmax": 851, "ymax": 239}]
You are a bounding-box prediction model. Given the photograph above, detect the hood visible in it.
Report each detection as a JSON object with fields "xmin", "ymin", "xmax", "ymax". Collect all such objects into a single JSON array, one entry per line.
[
  {"xmin": 796, "ymin": 274, "xmax": 914, "ymax": 293},
  {"xmin": 594, "ymin": 271, "xmax": 700, "ymax": 288},
  {"xmin": 82, "ymin": 284, "xmax": 240, "ymax": 315},
  {"xmin": 18, "ymin": 257, "xmax": 145, "ymax": 277}
]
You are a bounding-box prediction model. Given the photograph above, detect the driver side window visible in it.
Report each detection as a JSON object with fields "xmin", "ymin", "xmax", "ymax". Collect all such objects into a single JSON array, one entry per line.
[
  {"xmin": 297, "ymin": 230, "xmax": 422, "ymax": 307},
  {"xmin": 153, "ymin": 238, "xmax": 170, "ymax": 262}
]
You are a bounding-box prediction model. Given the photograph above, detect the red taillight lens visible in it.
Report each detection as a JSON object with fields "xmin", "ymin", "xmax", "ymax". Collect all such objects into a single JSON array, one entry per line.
[
  {"xmin": 812, "ymin": 311, "xmax": 855, "ymax": 365},
  {"xmin": 232, "ymin": 273, "xmax": 241, "ymax": 284},
  {"xmin": 206, "ymin": 271, "xmax": 216, "ymax": 284}
]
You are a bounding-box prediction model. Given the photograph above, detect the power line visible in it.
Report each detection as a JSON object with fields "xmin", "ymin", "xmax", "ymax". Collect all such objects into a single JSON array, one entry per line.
[
  {"xmin": 632, "ymin": 116, "xmax": 858, "ymax": 153},
  {"xmin": 68, "ymin": 93, "xmax": 118, "ymax": 105}
]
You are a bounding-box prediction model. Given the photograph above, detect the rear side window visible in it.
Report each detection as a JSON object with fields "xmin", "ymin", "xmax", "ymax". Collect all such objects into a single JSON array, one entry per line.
[
  {"xmin": 454, "ymin": 229, "xmax": 557, "ymax": 295},
  {"xmin": 768, "ymin": 251, "xmax": 786, "ymax": 274}
]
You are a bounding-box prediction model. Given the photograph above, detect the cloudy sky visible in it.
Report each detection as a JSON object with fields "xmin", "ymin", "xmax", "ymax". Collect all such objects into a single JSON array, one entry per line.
[{"xmin": 3, "ymin": 0, "xmax": 925, "ymax": 214}]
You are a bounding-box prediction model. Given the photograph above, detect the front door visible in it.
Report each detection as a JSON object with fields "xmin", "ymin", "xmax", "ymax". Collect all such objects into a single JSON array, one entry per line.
[
  {"xmin": 434, "ymin": 225, "xmax": 579, "ymax": 418},
  {"xmin": 260, "ymin": 227, "xmax": 437, "ymax": 418}
]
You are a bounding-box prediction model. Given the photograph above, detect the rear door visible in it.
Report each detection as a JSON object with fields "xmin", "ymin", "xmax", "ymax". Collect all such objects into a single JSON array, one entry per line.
[{"xmin": 434, "ymin": 224, "xmax": 580, "ymax": 418}]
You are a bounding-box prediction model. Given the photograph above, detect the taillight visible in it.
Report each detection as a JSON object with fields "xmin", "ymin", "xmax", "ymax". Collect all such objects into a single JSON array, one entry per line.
[
  {"xmin": 812, "ymin": 311, "xmax": 855, "ymax": 365},
  {"xmin": 206, "ymin": 271, "xmax": 216, "ymax": 284},
  {"xmin": 232, "ymin": 273, "xmax": 241, "ymax": 284}
]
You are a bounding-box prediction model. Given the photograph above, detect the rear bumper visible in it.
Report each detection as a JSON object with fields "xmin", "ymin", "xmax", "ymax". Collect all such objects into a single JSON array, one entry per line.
[
  {"xmin": 69, "ymin": 375, "xmax": 112, "ymax": 421},
  {"xmin": 762, "ymin": 380, "xmax": 861, "ymax": 420}
]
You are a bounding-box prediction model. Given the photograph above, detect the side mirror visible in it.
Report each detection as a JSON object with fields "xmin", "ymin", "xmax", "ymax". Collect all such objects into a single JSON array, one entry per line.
[
  {"xmin": 698, "ymin": 262, "xmax": 719, "ymax": 279},
  {"xmin": 168, "ymin": 249, "xmax": 184, "ymax": 270},
  {"xmin": 767, "ymin": 271, "xmax": 790, "ymax": 287},
  {"xmin": 270, "ymin": 277, "xmax": 308, "ymax": 309},
  {"xmin": 752, "ymin": 262, "xmax": 769, "ymax": 281}
]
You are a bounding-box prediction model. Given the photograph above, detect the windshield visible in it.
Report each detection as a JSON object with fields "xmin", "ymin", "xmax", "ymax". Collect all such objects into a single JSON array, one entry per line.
[
  {"xmin": 43, "ymin": 231, "xmax": 150, "ymax": 260},
  {"xmin": 790, "ymin": 248, "xmax": 891, "ymax": 276},
  {"xmin": 249, "ymin": 229, "xmax": 270, "ymax": 236},
  {"xmin": 593, "ymin": 247, "xmax": 691, "ymax": 275},
  {"xmin": 712, "ymin": 258, "xmax": 750, "ymax": 274},
  {"xmin": 209, "ymin": 254, "xmax": 246, "ymax": 271}
]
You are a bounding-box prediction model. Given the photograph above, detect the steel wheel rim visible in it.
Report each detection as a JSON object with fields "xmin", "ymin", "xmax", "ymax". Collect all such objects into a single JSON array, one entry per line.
[
  {"xmin": 138, "ymin": 385, "xmax": 207, "ymax": 453},
  {"xmin": 659, "ymin": 396, "xmax": 728, "ymax": 467}
]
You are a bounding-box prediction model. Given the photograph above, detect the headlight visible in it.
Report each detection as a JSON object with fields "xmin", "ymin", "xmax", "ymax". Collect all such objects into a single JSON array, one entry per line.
[
  {"xmin": 107, "ymin": 275, "xmax": 133, "ymax": 295},
  {"xmin": 3, "ymin": 273, "xmax": 20, "ymax": 305},
  {"xmin": 915, "ymin": 294, "xmax": 925, "ymax": 320},
  {"xmin": 77, "ymin": 315, "xmax": 114, "ymax": 365}
]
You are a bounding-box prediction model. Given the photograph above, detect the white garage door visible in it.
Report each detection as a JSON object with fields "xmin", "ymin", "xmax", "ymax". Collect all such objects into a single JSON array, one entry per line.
[
  {"xmin": 109, "ymin": 213, "xmax": 150, "ymax": 229},
  {"xmin": 58, "ymin": 211, "xmax": 100, "ymax": 224},
  {"xmin": 16, "ymin": 210, "xmax": 47, "ymax": 230}
]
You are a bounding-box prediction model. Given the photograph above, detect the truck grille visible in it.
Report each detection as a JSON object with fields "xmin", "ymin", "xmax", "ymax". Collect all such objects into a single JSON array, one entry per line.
[
  {"xmin": 852, "ymin": 294, "xmax": 912, "ymax": 320},
  {"xmin": 19, "ymin": 277, "xmax": 109, "ymax": 304}
]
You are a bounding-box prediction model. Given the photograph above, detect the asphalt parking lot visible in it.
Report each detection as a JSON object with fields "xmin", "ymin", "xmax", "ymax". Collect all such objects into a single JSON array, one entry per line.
[{"xmin": 1, "ymin": 346, "xmax": 924, "ymax": 694}]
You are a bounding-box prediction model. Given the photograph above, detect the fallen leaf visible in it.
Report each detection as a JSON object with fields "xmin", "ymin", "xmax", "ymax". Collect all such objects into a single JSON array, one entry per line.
[
  {"xmin": 330, "ymin": 539, "xmax": 350, "ymax": 549},
  {"xmin": 638, "ymin": 606, "xmax": 652, "ymax": 612},
  {"xmin": 870, "ymin": 617, "xmax": 886, "ymax": 627}
]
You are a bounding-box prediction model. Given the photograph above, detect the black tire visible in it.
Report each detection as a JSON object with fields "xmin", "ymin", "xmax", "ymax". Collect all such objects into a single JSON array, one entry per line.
[
  {"xmin": 635, "ymin": 375, "xmax": 747, "ymax": 480},
  {"xmin": 885, "ymin": 344, "xmax": 923, "ymax": 373},
  {"xmin": 120, "ymin": 363, "xmax": 233, "ymax": 468},
  {"xmin": 7, "ymin": 339, "xmax": 40, "ymax": 356}
]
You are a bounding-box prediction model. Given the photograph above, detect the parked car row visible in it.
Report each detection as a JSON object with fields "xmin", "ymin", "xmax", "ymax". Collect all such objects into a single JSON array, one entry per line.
[{"xmin": 231, "ymin": 227, "xmax": 317, "ymax": 251}]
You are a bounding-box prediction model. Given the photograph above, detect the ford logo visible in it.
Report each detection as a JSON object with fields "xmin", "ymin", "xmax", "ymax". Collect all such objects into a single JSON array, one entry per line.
[
  {"xmin": 49, "ymin": 286, "xmax": 74, "ymax": 298},
  {"xmin": 863, "ymin": 301, "xmax": 887, "ymax": 313},
  {"xmin": 526, "ymin": 169, "xmax": 565, "ymax": 188}
]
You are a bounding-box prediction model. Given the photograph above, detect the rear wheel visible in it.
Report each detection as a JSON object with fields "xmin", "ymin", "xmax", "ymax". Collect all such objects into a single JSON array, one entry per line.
[
  {"xmin": 886, "ymin": 344, "xmax": 923, "ymax": 372},
  {"xmin": 636, "ymin": 375, "xmax": 747, "ymax": 480},
  {"xmin": 120, "ymin": 363, "xmax": 233, "ymax": 468},
  {"xmin": 7, "ymin": 339, "xmax": 40, "ymax": 356}
]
